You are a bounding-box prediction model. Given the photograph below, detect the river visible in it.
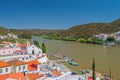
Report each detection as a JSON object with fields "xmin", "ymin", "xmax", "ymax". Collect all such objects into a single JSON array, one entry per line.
[{"xmin": 32, "ymin": 36, "xmax": 120, "ymax": 80}]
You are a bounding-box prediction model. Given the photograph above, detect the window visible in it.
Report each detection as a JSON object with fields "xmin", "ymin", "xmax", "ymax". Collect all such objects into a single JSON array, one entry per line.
[
  {"xmin": 6, "ymin": 68, "xmax": 8, "ymax": 72},
  {"xmin": 23, "ymin": 66, "xmax": 25, "ymax": 70},
  {"xmin": 0, "ymin": 69, "xmax": 2, "ymax": 73},
  {"xmin": 22, "ymin": 58, "xmax": 24, "ymax": 60},
  {"xmin": 26, "ymin": 57, "xmax": 28, "ymax": 60},
  {"xmin": 19, "ymin": 66, "xmax": 21, "ymax": 71}
]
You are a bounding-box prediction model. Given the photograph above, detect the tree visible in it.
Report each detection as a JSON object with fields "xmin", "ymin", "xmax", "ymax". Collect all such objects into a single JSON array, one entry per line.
[
  {"xmin": 18, "ymin": 32, "xmax": 32, "ymax": 39},
  {"xmin": 10, "ymin": 39, "xmax": 16, "ymax": 43},
  {"xmin": 92, "ymin": 58, "xmax": 96, "ymax": 80},
  {"xmin": 109, "ymin": 69, "xmax": 112, "ymax": 80},
  {"xmin": 106, "ymin": 37, "xmax": 115, "ymax": 42},
  {"xmin": 34, "ymin": 40, "xmax": 40, "ymax": 48},
  {"xmin": 42, "ymin": 43, "xmax": 46, "ymax": 53}
]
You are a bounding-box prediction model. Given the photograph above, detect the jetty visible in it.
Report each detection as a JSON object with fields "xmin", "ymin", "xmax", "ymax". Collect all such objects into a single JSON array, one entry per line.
[{"xmin": 54, "ymin": 54, "xmax": 78, "ymax": 66}]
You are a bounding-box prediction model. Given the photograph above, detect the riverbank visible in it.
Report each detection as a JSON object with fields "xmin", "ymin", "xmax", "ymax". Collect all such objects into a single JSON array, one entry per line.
[{"xmin": 42, "ymin": 35, "xmax": 103, "ymax": 45}]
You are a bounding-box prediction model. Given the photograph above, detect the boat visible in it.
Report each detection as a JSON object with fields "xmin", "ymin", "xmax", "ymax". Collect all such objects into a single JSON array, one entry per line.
[{"xmin": 69, "ymin": 61, "xmax": 78, "ymax": 66}]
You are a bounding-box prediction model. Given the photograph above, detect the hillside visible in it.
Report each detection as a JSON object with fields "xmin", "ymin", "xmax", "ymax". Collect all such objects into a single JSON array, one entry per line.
[
  {"xmin": 1, "ymin": 19, "xmax": 120, "ymax": 37},
  {"xmin": 0, "ymin": 26, "xmax": 9, "ymax": 35},
  {"xmin": 66, "ymin": 19, "xmax": 120, "ymax": 37}
]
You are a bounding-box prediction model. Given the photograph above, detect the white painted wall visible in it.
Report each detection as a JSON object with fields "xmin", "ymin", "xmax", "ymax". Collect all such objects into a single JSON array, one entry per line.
[
  {"xmin": 0, "ymin": 47, "xmax": 20, "ymax": 55},
  {"xmin": 37, "ymin": 54, "xmax": 48, "ymax": 64},
  {"xmin": 27, "ymin": 45, "xmax": 42, "ymax": 54},
  {"xmin": 15, "ymin": 64, "xmax": 28, "ymax": 73},
  {"xmin": 0, "ymin": 66, "xmax": 12, "ymax": 75},
  {"xmin": 26, "ymin": 41, "xmax": 42, "ymax": 54}
]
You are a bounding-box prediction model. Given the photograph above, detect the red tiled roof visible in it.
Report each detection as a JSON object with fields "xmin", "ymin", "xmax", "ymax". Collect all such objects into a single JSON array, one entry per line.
[
  {"xmin": 17, "ymin": 50, "xmax": 25, "ymax": 52},
  {"xmin": 7, "ymin": 59, "xmax": 27, "ymax": 66},
  {"xmin": 2, "ymin": 41, "xmax": 10, "ymax": 46},
  {"xmin": 0, "ymin": 72, "xmax": 26, "ymax": 80},
  {"xmin": 0, "ymin": 74, "xmax": 9, "ymax": 80},
  {"xmin": 18, "ymin": 44, "xmax": 26, "ymax": 48},
  {"xmin": 51, "ymin": 70, "xmax": 62, "ymax": 76},
  {"xmin": 88, "ymin": 77, "xmax": 93, "ymax": 80},
  {"xmin": 28, "ymin": 60, "xmax": 40, "ymax": 71},
  {"xmin": 2, "ymin": 41, "xmax": 10, "ymax": 44},
  {"xmin": 0, "ymin": 61, "xmax": 11, "ymax": 68},
  {"xmin": 27, "ymin": 73, "xmax": 44, "ymax": 80}
]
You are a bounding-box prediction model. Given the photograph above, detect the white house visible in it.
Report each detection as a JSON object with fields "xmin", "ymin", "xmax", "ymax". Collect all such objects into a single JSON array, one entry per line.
[
  {"xmin": 114, "ymin": 31, "xmax": 120, "ymax": 42},
  {"xmin": 0, "ymin": 61, "xmax": 12, "ymax": 75},
  {"xmin": 7, "ymin": 59, "xmax": 28, "ymax": 73},
  {"xmin": 95, "ymin": 33, "xmax": 108, "ymax": 41}
]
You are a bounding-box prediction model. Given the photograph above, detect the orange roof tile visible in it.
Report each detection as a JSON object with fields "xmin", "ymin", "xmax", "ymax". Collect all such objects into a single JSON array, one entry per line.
[
  {"xmin": 0, "ymin": 61, "xmax": 11, "ymax": 68},
  {"xmin": 2, "ymin": 41, "xmax": 10, "ymax": 44},
  {"xmin": 0, "ymin": 74, "xmax": 9, "ymax": 80},
  {"xmin": 28, "ymin": 60, "xmax": 40, "ymax": 71},
  {"xmin": 51, "ymin": 70, "xmax": 62, "ymax": 76},
  {"xmin": 18, "ymin": 44, "xmax": 26, "ymax": 48},
  {"xmin": 27, "ymin": 73, "xmax": 44, "ymax": 80},
  {"xmin": 17, "ymin": 50, "xmax": 25, "ymax": 52},
  {"xmin": 7, "ymin": 59, "xmax": 27, "ymax": 66},
  {"xmin": 2, "ymin": 41, "xmax": 10, "ymax": 46},
  {"xmin": 0, "ymin": 72, "xmax": 26, "ymax": 80},
  {"xmin": 28, "ymin": 60, "xmax": 40, "ymax": 65}
]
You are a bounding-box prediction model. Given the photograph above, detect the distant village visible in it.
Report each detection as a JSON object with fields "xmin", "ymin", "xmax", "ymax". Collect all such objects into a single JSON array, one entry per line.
[
  {"xmin": 94, "ymin": 31, "xmax": 120, "ymax": 45},
  {"xmin": 0, "ymin": 33, "xmax": 111, "ymax": 80}
]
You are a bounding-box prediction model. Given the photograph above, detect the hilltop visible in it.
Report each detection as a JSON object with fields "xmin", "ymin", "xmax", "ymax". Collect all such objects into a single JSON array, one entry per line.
[{"xmin": 66, "ymin": 19, "xmax": 120, "ymax": 37}]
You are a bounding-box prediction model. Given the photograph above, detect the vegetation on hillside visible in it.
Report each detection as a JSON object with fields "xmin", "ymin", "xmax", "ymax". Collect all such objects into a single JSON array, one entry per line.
[
  {"xmin": 0, "ymin": 26, "xmax": 9, "ymax": 35},
  {"xmin": 1, "ymin": 18, "xmax": 120, "ymax": 40}
]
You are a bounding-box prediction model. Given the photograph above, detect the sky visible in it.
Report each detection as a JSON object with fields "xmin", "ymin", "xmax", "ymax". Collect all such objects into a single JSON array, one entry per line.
[{"xmin": 0, "ymin": 0, "xmax": 120, "ymax": 29}]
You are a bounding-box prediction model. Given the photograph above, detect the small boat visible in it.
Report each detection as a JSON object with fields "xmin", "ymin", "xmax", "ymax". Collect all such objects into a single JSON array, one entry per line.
[{"xmin": 69, "ymin": 61, "xmax": 78, "ymax": 66}]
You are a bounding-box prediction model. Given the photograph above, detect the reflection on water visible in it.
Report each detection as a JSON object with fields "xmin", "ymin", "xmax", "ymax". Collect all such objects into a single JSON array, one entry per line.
[{"xmin": 32, "ymin": 36, "xmax": 120, "ymax": 80}]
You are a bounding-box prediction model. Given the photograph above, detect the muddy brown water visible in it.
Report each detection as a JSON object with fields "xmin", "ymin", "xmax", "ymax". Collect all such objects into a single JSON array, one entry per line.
[{"xmin": 32, "ymin": 36, "xmax": 120, "ymax": 80}]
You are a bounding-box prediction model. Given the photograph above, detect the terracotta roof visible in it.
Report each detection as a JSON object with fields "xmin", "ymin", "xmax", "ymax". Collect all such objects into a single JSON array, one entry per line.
[
  {"xmin": 0, "ymin": 61, "xmax": 11, "ymax": 68},
  {"xmin": 88, "ymin": 77, "xmax": 93, "ymax": 80},
  {"xmin": 17, "ymin": 50, "xmax": 25, "ymax": 53},
  {"xmin": 18, "ymin": 44, "xmax": 26, "ymax": 48},
  {"xmin": 0, "ymin": 72, "xmax": 26, "ymax": 80},
  {"xmin": 51, "ymin": 70, "xmax": 62, "ymax": 76},
  {"xmin": 2, "ymin": 41, "xmax": 10, "ymax": 46},
  {"xmin": 7, "ymin": 59, "xmax": 27, "ymax": 66},
  {"xmin": 27, "ymin": 73, "xmax": 44, "ymax": 80},
  {"xmin": 28, "ymin": 60, "xmax": 40, "ymax": 71},
  {"xmin": 0, "ymin": 74, "xmax": 9, "ymax": 80},
  {"xmin": 2, "ymin": 41, "xmax": 10, "ymax": 44}
]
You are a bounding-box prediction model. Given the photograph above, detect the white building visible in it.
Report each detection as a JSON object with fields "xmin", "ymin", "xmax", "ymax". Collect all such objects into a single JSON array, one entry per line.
[
  {"xmin": 0, "ymin": 61, "xmax": 12, "ymax": 75},
  {"xmin": 95, "ymin": 33, "xmax": 108, "ymax": 41},
  {"xmin": 114, "ymin": 31, "xmax": 120, "ymax": 43},
  {"xmin": 7, "ymin": 59, "xmax": 28, "ymax": 73},
  {"xmin": 26, "ymin": 41, "xmax": 42, "ymax": 55}
]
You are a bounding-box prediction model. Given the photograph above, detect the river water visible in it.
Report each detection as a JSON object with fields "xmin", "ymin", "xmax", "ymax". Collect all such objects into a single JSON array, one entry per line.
[{"xmin": 32, "ymin": 36, "xmax": 120, "ymax": 80}]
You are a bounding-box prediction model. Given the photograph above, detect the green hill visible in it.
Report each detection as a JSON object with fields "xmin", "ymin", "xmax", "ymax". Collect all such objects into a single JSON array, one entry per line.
[
  {"xmin": 66, "ymin": 19, "xmax": 120, "ymax": 37},
  {"xmin": 0, "ymin": 26, "xmax": 9, "ymax": 35}
]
